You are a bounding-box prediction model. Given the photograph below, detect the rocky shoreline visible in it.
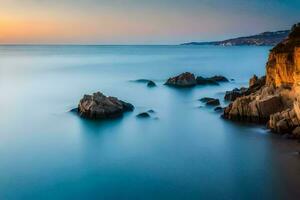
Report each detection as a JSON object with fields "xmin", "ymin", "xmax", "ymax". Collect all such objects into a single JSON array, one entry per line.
[
  {"xmin": 223, "ymin": 23, "xmax": 300, "ymax": 139},
  {"xmin": 74, "ymin": 23, "xmax": 300, "ymax": 139}
]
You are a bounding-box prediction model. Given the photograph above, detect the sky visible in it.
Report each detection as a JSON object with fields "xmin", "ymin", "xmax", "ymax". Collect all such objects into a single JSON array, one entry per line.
[{"xmin": 0, "ymin": 0, "xmax": 299, "ymax": 44}]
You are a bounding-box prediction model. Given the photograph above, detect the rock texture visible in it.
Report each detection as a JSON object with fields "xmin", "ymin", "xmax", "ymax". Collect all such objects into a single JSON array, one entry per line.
[
  {"xmin": 224, "ymin": 76, "xmax": 266, "ymax": 101},
  {"xmin": 223, "ymin": 23, "xmax": 300, "ymax": 138},
  {"xmin": 196, "ymin": 75, "xmax": 228, "ymax": 85},
  {"xmin": 165, "ymin": 72, "xmax": 197, "ymax": 87},
  {"xmin": 78, "ymin": 92, "xmax": 134, "ymax": 119}
]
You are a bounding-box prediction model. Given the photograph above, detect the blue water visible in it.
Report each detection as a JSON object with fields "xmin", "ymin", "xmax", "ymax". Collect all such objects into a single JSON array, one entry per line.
[{"xmin": 0, "ymin": 45, "xmax": 300, "ymax": 199}]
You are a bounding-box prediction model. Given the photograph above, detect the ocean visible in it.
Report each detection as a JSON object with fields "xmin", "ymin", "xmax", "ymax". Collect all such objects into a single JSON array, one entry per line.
[{"xmin": 0, "ymin": 45, "xmax": 300, "ymax": 199}]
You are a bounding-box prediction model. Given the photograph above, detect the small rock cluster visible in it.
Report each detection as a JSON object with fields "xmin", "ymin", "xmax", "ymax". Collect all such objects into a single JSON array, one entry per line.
[{"xmin": 165, "ymin": 72, "xmax": 228, "ymax": 87}]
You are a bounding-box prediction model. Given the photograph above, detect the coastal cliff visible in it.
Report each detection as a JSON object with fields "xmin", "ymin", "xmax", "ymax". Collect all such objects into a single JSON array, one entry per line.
[
  {"xmin": 182, "ymin": 30, "xmax": 289, "ymax": 46},
  {"xmin": 223, "ymin": 23, "xmax": 300, "ymax": 138}
]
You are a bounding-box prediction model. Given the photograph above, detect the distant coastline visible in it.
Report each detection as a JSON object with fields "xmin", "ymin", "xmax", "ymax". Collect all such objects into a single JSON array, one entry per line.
[{"xmin": 182, "ymin": 30, "xmax": 289, "ymax": 46}]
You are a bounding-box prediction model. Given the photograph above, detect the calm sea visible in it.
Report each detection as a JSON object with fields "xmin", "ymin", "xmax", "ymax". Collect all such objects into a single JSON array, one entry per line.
[{"xmin": 0, "ymin": 45, "xmax": 300, "ymax": 199}]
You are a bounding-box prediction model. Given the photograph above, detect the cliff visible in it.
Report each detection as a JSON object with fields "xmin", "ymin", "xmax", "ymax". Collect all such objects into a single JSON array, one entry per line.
[
  {"xmin": 182, "ymin": 30, "xmax": 289, "ymax": 46},
  {"xmin": 223, "ymin": 23, "xmax": 300, "ymax": 138}
]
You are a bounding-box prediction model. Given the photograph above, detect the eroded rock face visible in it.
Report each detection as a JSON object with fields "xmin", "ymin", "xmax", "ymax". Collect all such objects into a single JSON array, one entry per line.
[
  {"xmin": 224, "ymin": 76, "xmax": 266, "ymax": 101},
  {"xmin": 223, "ymin": 23, "xmax": 300, "ymax": 137},
  {"xmin": 78, "ymin": 92, "xmax": 134, "ymax": 119},
  {"xmin": 165, "ymin": 72, "xmax": 197, "ymax": 87}
]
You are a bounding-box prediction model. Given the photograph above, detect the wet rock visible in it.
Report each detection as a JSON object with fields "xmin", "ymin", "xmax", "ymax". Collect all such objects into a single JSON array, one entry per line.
[
  {"xmin": 196, "ymin": 76, "xmax": 219, "ymax": 85},
  {"xmin": 209, "ymin": 75, "xmax": 229, "ymax": 82},
  {"xmin": 196, "ymin": 75, "xmax": 228, "ymax": 85},
  {"xmin": 147, "ymin": 109, "xmax": 155, "ymax": 113},
  {"xmin": 165, "ymin": 72, "xmax": 197, "ymax": 87},
  {"xmin": 136, "ymin": 112, "xmax": 151, "ymax": 118},
  {"xmin": 77, "ymin": 92, "xmax": 134, "ymax": 120},
  {"xmin": 206, "ymin": 99, "xmax": 220, "ymax": 106},
  {"xmin": 134, "ymin": 79, "xmax": 156, "ymax": 87},
  {"xmin": 224, "ymin": 87, "xmax": 248, "ymax": 101},
  {"xmin": 249, "ymin": 75, "xmax": 258, "ymax": 87},
  {"xmin": 147, "ymin": 80, "xmax": 156, "ymax": 87},
  {"xmin": 214, "ymin": 106, "xmax": 224, "ymax": 112},
  {"xmin": 199, "ymin": 97, "xmax": 216, "ymax": 103}
]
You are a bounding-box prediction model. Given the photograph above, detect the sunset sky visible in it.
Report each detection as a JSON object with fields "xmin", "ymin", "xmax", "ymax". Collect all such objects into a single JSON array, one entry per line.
[{"xmin": 0, "ymin": 0, "xmax": 299, "ymax": 44}]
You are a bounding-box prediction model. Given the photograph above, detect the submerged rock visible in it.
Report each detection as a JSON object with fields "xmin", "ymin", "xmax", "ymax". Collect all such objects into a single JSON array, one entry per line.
[
  {"xmin": 214, "ymin": 106, "xmax": 224, "ymax": 112},
  {"xmin": 199, "ymin": 97, "xmax": 216, "ymax": 103},
  {"xmin": 196, "ymin": 75, "xmax": 228, "ymax": 85},
  {"xmin": 147, "ymin": 80, "xmax": 156, "ymax": 87},
  {"xmin": 165, "ymin": 72, "xmax": 197, "ymax": 87},
  {"xmin": 206, "ymin": 99, "xmax": 220, "ymax": 106},
  {"xmin": 136, "ymin": 112, "xmax": 151, "ymax": 118},
  {"xmin": 77, "ymin": 92, "xmax": 134, "ymax": 120},
  {"xmin": 134, "ymin": 79, "xmax": 156, "ymax": 87}
]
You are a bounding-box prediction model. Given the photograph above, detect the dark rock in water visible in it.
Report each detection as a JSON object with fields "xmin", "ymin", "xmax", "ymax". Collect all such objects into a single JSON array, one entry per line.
[
  {"xmin": 70, "ymin": 108, "xmax": 78, "ymax": 113},
  {"xmin": 147, "ymin": 80, "xmax": 156, "ymax": 87},
  {"xmin": 230, "ymin": 79, "xmax": 235, "ymax": 81},
  {"xmin": 77, "ymin": 92, "xmax": 134, "ymax": 120},
  {"xmin": 200, "ymin": 97, "xmax": 221, "ymax": 107},
  {"xmin": 134, "ymin": 79, "xmax": 156, "ymax": 87},
  {"xmin": 199, "ymin": 97, "xmax": 216, "ymax": 103},
  {"xmin": 196, "ymin": 75, "xmax": 228, "ymax": 85},
  {"xmin": 134, "ymin": 79, "xmax": 151, "ymax": 83},
  {"xmin": 136, "ymin": 112, "xmax": 151, "ymax": 118},
  {"xmin": 196, "ymin": 76, "xmax": 219, "ymax": 85},
  {"xmin": 209, "ymin": 75, "xmax": 229, "ymax": 82},
  {"xmin": 206, "ymin": 99, "xmax": 220, "ymax": 106},
  {"xmin": 147, "ymin": 109, "xmax": 155, "ymax": 113},
  {"xmin": 214, "ymin": 106, "xmax": 224, "ymax": 112},
  {"xmin": 165, "ymin": 72, "xmax": 197, "ymax": 87}
]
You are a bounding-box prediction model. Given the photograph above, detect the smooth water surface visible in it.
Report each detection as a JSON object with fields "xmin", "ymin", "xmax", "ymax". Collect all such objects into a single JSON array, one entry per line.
[{"xmin": 0, "ymin": 45, "xmax": 300, "ymax": 199}]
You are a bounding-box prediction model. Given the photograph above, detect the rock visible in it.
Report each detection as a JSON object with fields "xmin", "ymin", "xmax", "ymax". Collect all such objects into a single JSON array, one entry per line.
[
  {"xmin": 249, "ymin": 75, "xmax": 258, "ymax": 87},
  {"xmin": 214, "ymin": 106, "xmax": 224, "ymax": 112},
  {"xmin": 206, "ymin": 99, "xmax": 220, "ymax": 106},
  {"xmin": 165, "ymin": 72, "xmax": 197, "ymax": 87},
  {"xmin": 222, "ymin": 25, "xmax": 300, "ymax": 138},
  {"xmin": 77, "ymin": 92, "xmax": 134, "ymax": 119},
  {"xmin": 292, "ymin": 127, "xmax": 300, "ymax": 138},
  {"xmin": 136, "ymin": 112, "xmax": 150, "ymax": 118},
  {"xmin": 209, "ymin": 75, "xmax": 229, "ymax": 82},
  {"xmin": 196, "ymin": 75, "xmax": 228, "ymax": 85},
  {"xmin": 199, "ymin": 97, "xmax": 216, "ymax": 103},
  {"xmin": 147, "ymin": 109, "xmax": 155, "ymax": 113},
  {"xmin": 224, "ymin": 76, "xmax": 266, "ymax": 102},
  {"xmin": 224, "ymin": 87, "xmax": 248, "ymax": 101},
  {"xmin": 134, "ymin": 79, "xmax": 151, "ymax": 83},
  {"xmin": 147, "ymin": 80, "xmax": 156, "ymax": 87},
  {"xmin": 196, "ymin": 76, "xmax": 219, "ymax": 85},
  {"xmin": 134, "ymin": 79, "xmax": 156, "ymax": 87}
]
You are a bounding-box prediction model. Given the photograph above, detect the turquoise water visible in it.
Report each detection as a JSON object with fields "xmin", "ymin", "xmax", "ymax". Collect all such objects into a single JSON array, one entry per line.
[{"xmin": 0, "ymin": 45, "xmax": 300, "ymax": 199}]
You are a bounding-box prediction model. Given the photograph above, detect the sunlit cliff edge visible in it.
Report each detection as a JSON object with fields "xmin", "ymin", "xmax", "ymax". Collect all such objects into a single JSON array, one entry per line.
[{"xmin": 223, "ymin": 23, "xmax": 300, "ymax": 138}]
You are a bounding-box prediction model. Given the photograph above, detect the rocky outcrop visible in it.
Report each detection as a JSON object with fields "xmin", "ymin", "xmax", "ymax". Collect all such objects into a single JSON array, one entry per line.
[
  {"xmin": 78, "ymin": 92, "xmax": 134, "ymax": 119},
  {"xmin": 147, "ymin": 80, "xmax": 156, "ymax": 87},
  {"xmin": 223, "ymin": 23, "xmax": 300, "ymax": 137},
  {"xmin": 134, "ymin": 79, "xmax": 156, "ymax": 87},
  {"xmin": 165, "ymin": 73, "xmax": 228, "ymax": 87},
  {"xmin": 165, "ymin": 72, "xmax": 197, "ymax": 87},
  {"xmin": 200, "ymin": 97, "xmax": 220, "ymax": 106},
  {"xmin": 196, "ymin": 75, "xmax": 228, "ymax": 85},
  {"xmin": 224, "ymin": 76, "xmax": 266, "ymax": 101}
]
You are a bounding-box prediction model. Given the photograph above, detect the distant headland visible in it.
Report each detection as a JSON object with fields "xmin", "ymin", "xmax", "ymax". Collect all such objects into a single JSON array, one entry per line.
[{"xmin": 182, "ymin": 30, "xmax": 289, "ymax": 46}]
